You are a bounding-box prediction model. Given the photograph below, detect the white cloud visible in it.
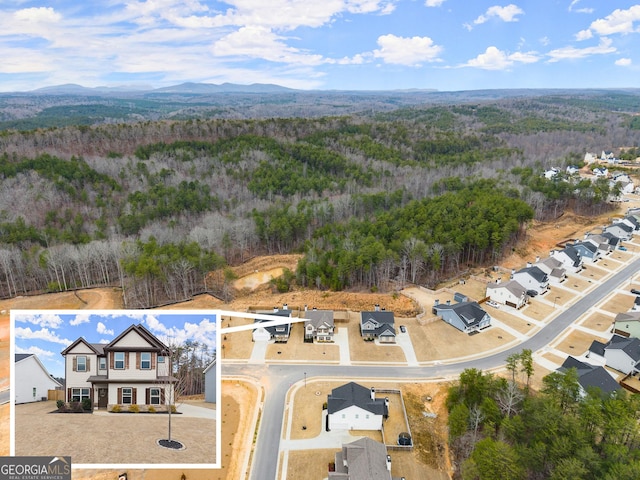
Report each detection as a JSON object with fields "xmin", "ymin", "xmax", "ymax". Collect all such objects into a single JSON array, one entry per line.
[
  {"xmin": 568, "ymin": 0, "xmax": 593, "ymax": 14},
  {"xmin": 15, "ymin": 327, "xmax": 72, "ymax": 345},
  {"xmin": 14, "ymin": 7, "xmax": 61, "ymax": 23},
  {"xmin": 373, "ymin": 34, "xmax": 443, "ymax": 65},
  {"xmin": 575, "ymin": 29, "xmax": 593, "ymax": 41},
  {"xmin": 16, "ymin": 345, "xmax": 56, "ymax": 358},
  {"xmin": 547, "ymin": 37, "xmax": 616, "ymax": 62},
  {"xmin": 96, "ymin": 322, "xmax": 114, "ymax": 336},
  {"xmin": 212, "ymin": 26, "xmax": 324, "ymax": 65},
  {"xmin": 539, "ymin": 36, "xmax": 551, "ymax": 46},
  {"xmin": 16, "ymin": 313, "xmax": 63, "ymax": 329},
  {"xmin": 577, "ymin": 5, "xmax": 640, "ymax": 39},
  {"xmin": 463, "ymin": 46, "xmax": 539, "ymax": 70},
  {"xmin": 425, "ymin": 0, "xmax": 446, "ymax": 7},
  {"xmin": 472, "ymin": 4, "xmax": 524, "ymax": 26},
  {"xmin": 70, "ymin": 314, "xmax": 90, "ymax": 326},
  {"xmin": 615, "ymin": 57, "xmax": 632, "ymax": 66},
  {"xmin": 144, "ymin": 314, "xmax": 217, "ymax": 346}
]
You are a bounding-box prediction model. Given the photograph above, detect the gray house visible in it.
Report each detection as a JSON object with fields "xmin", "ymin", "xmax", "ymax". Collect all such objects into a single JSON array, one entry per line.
[
  {"xmin": 604, "ymin": 221, "xmax": 633, "ymax": 241},
  {"xmin": 329, "ymin": 437, "xmax": 398, "ymax": 480},
  {"xmin": 360, "ymin": 307, "xmax": 395, "ymax": 343},
  {"xmin": 560, "ymin": 356, "xmax": 620, "ymax": 396},
  {"xmin": 304, "ymin": 308, "xmax": 335, "ymax": 343},
  {"xmin": 433, "ymin": 300, "xmax": 491, "ymax": 334},
  {"xmin": 203, "ymin": 359, "xmax": 217, "ymax": 404},
  {"xmin": 569, "ymin": 241, "xmax": 601, "ymax": 263}
]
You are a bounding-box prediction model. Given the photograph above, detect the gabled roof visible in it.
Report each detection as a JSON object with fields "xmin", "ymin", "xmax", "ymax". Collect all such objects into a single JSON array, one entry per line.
[
  {"xmin": 102, "ymin": 324, "xmax": 168, "ymax": 351},
  {"xmin": 328, "ymin": 382, "xmax": 388, "ymax": 416},
  {"xmin": 624, "ymin": 215, "xmax": 640, "ymax": 228},
  {"xmin": 589, "ymin": 339, "xmax": 607, "ymax": 357},
  {"xmin": 15, "ymin": 353, "xmax": 62, "ymax": 387},
  {"xmin": 61, "ymin": 337, "xmax": 104, "ymax": 356},
  {"xmin": 305, "ymin": 309, "xmax": 334, "ymax": 329},
  {"xmin": 606, "ymin": 334, "xmax": 640, "ymax": 361},
  {"xmin": 537, "ymin": 256, "xmax": 563, "ymax": 270},
  {"xmin": 332, "ymin": 437, "xmax": 391, "ymax": 480},
  {"xmin": 15, "ymin": 353, "xmax": 33, "ymax": 362},
  {"xmin": 515, "ymin": 265, "xmax": 548, "ymax": 283},
  {"xmin": 560, "ymin": 356, "xmax": 620, "ymax": 394},
  {"xmin": 608, "ymin": 222, "xmax": 633, "ymax": 233},
  {"xmin": 615, "ymin": 311, "xmax": 640, "ymax": 324},
  {"xmin": 572, "ymin": 241, "xmax": 597, "ymax": 254},
  {"xmin": 435, "ymin": 301, "xmax": 488, "ymax": 328},
  {"xmin": 562, "ymin": 245, "xmax": 582, "ymax": 264},
  {"xmin": 487, "ymin": 279, "xmax": 526, "ymax": 297},
  {"xmin": 203, "ymin": 358, "xmax": 217, "ymax": 374},
  {"xmin": 601, "ymin": 232, "xmax": 621, "ymax": 245},
  {"xmin": 360, "ymin": 311, "xmax": 394, "ymax": 326}
]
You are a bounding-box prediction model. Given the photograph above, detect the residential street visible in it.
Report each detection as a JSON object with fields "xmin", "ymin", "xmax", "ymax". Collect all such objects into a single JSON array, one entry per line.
[{"xmin": 222, "ymin": 254, "xmax": 640, "ymax": 480}]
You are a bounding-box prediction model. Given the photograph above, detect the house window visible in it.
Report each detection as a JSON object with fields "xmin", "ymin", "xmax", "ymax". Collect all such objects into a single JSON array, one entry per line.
[
  {"xmin": 71, "ymin": 388, "xmax": 90, "ymax": 402},
  {"xmin": 32, "ymin": 387, "xmax": 36, "ymax": 399},
  {"xmin": 341, "ymin": 414, "xmax": 346, "ymax": 419},
  {"xmin": 114, "ymin": 352, "xmax": 125, "ymax": 369},
  {"xmin": 122, "ymin": 387, "xmax": 132, "ymax": 404},
  {"xmin": 99, "ymin": 357, "xmax": 106, "ymax": 370},
  {"xmin": 158, "ymin": 356, "xmax": 165, "ymax": 363},
  {"xmin": 355, "ymin": 414, "xmax": 359, "ymax": 419},
  {"xmin": 76, "ymin": 356, "xmax": 87, "ymax": 372},
  {"xmin": 150, "ymin": 388, "xmax": 161, "ymax": 405},
  {"xmin": 141, "ymin": 352, "xmax": 151, "ymax": 370}
]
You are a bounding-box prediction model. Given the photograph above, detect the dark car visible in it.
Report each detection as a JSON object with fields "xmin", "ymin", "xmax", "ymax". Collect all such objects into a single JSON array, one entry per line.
[
  {"xmin": 526, "ymin": 290, "xmax": 538, "ymax": 297},
  {"xmin": 399, "ymin": 325, "xmax": 407, "ymax": 333},
  {"xmin": 631, "ymin": 289, "xmax": 640, "ymax": 295}
]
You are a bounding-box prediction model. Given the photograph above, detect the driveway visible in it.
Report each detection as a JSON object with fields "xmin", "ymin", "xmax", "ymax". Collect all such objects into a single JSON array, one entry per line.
[{"xmin": 15, "ymin": 400, "xmax": 216, "ymax": 465}]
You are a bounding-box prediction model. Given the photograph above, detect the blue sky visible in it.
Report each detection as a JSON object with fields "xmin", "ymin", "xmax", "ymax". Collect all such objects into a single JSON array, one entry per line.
[
  {"xmin": 13, "ymin": 310, "xmax": 218, "ymax": 378},
  {"xmin": 0, "ymin": 1, "xmax": 639, "ymax": 92}
]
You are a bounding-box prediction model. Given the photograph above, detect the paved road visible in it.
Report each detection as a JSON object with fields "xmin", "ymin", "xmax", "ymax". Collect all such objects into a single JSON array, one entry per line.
[{"xmin": 222, "ymin": 256, "xmax": 640, "ymax": 480}]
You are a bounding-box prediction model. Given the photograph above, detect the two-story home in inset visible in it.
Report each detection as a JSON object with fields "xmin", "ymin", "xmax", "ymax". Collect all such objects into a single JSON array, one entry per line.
[
  {"xmin": 511, "ymin": 265, "xmax": 549, "ymax": 295},
  {"xmin": 486, "ymin": 279, "xmax": 528, "ymax": 309},
  {"xmin": 360, "ymin": 306, "xmax": 395, "ymax": 343},
  {"xmin": 304, "ymin": 308, "xmax": 334, "ymax": 343},
  {"xmin": 549, "ymin": 245, "xmax": 583, "ymax": 273},
  {"xmin": 433, "ymin": 300, "xmax": 491, "ymax": 334},
  {"xmin": 61, "ymin": 324, "xmax": 173, "ymax": 410},
  {"xmin": 327, "ymin": 382, "xmax": 388, "ymax": 431}
]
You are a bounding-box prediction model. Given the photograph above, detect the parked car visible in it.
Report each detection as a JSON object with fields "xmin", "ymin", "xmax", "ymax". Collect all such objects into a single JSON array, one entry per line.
[
  {"xmin": 619, "ymin": 246, "xmax": 628, "ymax": 251},
  {"xmin": 486, "ymin": 300, "xmax": 500, "ymax": 309},
  {"xmin": 399, "ymin": 325, "xmax": 407, "ymax": 333},
  {"xmin": 526, "ymin": 290, "xmax": 538, "ymax": 297},
  {"xmin": 631, "ymin": 289, "xmax": 640, "ymax": 295}
]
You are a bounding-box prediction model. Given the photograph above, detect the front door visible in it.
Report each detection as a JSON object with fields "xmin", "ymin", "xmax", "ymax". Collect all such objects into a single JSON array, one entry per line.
[{"xmin": 98, "ymin": 388, "xmax": 108, "ymax": 408}]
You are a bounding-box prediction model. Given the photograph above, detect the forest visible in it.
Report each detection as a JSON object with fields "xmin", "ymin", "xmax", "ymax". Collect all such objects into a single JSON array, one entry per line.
[
  {"xmin": 1, "ymin": 90, "xmax": 640, "ymax": 305},
  {"xmin": 447, "ymin": 356, "xmax": 640, "ymax": 480}
]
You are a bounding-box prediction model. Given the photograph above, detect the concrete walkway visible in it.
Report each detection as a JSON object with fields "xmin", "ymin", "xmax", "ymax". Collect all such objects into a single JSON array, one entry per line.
[{"xmin": 333, "ymin": 327, "xmax": 351, "ymax": 365}]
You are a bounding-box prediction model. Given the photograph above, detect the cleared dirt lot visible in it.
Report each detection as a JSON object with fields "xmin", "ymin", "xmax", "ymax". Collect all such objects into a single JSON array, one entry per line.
[
  {"xmin": 553, "ymin": 329, "xmax": 610, "ymax": 357},
  {"xmin": 578, "ymin": 311, "xmax": 616, "ymax": 333},
  {"xmin": 600, "ymin": 293, "xmax": 637, "ymax": 314},
  {"xmin": 15, "ymin": 400, "xmax": 216, "ymax": 465}
]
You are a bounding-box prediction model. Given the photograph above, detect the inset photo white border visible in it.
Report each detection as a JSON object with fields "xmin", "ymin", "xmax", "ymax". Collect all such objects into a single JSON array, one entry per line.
[{"xmin": 10, "ymin": 309, "xmax": 221, "ymax": 470}]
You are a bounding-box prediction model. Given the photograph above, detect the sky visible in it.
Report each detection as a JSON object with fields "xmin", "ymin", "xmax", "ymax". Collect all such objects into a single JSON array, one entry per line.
[
  {"xmin": 0, "ymin": 1, "xmax": 639, "ymax": 92},
  {"xmin": 13, "ymin": 310, "xmax": 218, "ymax": 378}
]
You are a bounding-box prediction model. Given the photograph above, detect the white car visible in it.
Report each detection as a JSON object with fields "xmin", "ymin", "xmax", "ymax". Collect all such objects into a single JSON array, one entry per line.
[{"xmin": 486, "ymin": 300, "xmax": 500, "ymax": 309}]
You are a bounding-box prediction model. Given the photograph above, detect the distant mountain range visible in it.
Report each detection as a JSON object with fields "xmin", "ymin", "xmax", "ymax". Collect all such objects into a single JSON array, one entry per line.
[{"xmin": 28, "ymin": 82, "xmax": 299, "ymax": 95}]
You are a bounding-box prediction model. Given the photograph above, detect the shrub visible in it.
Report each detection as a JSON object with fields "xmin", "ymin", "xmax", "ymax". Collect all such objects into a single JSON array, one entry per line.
[
  {"xmin": 128, "ymin": 404, "xmax": 140, "ymax": 413},
  {"xmin": 111, "ymin": 404, "xmax": 121, "ymax": 413},
  {"xmin": 82, "ymin": 398, "xmax": 92, "ymax": 411},
  {"xmin": 72, "ymin": 402, "xmax": 84, "ymax": 413},
  {"xmin": 148, "ymin": 405, "xmax": 156, "ymax": 413},
  {"xmin": 56, "ymin": 400, "xmax": 64, "ymax": 409},
  {"xmin": 170, "ymin": 404, "xmax": 177, "ymax": 413}
]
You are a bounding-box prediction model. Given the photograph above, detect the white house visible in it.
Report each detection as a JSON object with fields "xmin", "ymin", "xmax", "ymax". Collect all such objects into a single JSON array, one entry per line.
[
  {"xmin": 327, "ymin": 382, "xmax": 388, "ymax": 431},
  {"xmin": 549, "ymin": 246, "xmax": 583, "ymax": 273},
  {"xmin": 304, "ymin": 308, "xmax": 334, "ymax": 343},
  {"xmin": 533, "ymin": 256, "xmax": 566, "ymax": 284},
  {"xmin": 15, "ymin": 354, "xmax": 62, "ymax": 404},
  {"xmin": 543, "ymin": 167, "xmax": 560, "ymax": 179},
  {"xmin": 584, "ymin": 152, "xmax": 597, "ymax": 164},
  {"xmin": 611, "ymin": 173, "xmax": 635, "ymax": 195},
  {"xmin": 61, "ymin": 324, "xmax": 173, "ymax": 409},
  {"xmin": 604, "ymin": 222, "xmax": 633, "ymax": 241},
  {"xmin": 486, "ymin": 279, "xmax": 528, "ymax": 309},
  {"xmin": 603, "ymin": 335, "xmax": 640, "ymax": 375},
  {"xmin": 203, "ymin": 359, "xmax": 217, "ymax": 404},
  {"xmin": 511, "ymin": 266, "xmax": 549, "ymax": 295}
]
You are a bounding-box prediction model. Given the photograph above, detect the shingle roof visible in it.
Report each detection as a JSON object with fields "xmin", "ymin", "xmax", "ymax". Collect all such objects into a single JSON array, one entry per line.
[
  {"xmin": 15, "ymin": 353, "xmax": 33, "ymax": 362},
  {"xmin": 305, "ymin": 309, "xmax": 334, "ymax": 329},
  {"xmin": 560, "ymin": 356, "xmax": 620, "ymax": 394},
  {"xmin": 606, "ymin": 334, "xmax": 640, "ymax": 361},
  {"xmin": 435, "ymin": 301, "xmax": 488, "ymax": 328},
  {"xmin": 328, "ymin": 382, "xmax": 388, "ymax": 416},
  {"xmin": 516, "ymin": 265, "xmax": 548, "ymax": 283},
  {"xmin": 589, "ymin": 340, "xmax": 607, "ymax": 357},
  {"xmin": 330, "ymin": 437, "xmax": 391, "ymax": 480}
]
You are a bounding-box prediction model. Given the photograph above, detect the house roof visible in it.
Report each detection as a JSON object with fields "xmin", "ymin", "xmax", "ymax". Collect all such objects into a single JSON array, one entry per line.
[
  {"xmin": 61, "ymin": 337, "xmax": 104, "ymax": 356},
  {"xmin": 203, "ymin": 359, "xmax": 217, "ymax": 374},
  {"xmin": 360, "ymin": 311, "xmax": 394, "ymax": 326},
  {"xmin": 488, "ymin": 279, "xmax": 526, "ymax": 297},
  {"xmin": 560, "ymin": 356, "xmax": 620, "ymax": 394},
  {"xmin": 608, "ymin": 222, "xmax": 633, "ymax": 233},
  {"xmin": 589, "ymin": 339, "xmax": 607, "ymax": 357},
  {"xmin": 328, "ymin": 382, "xmax": 388, "ymax": 416},
  {"xmin": 102, "ymin": 324, "xmax": 168, "ymax": 352},
  {"xmin": 572, "ymin": 241, "xmax": 597, "ymax": 254},
  {"xmin": 305, "ymin": 309, "xmax": 334, "ymax": 329},
  {"xmin": 562, "ymin": 245, "xmax": 582, "ymax": 265},
  {"xmin": 515, "ymin": 265, "xmax": 548, "ymax": 283},
  {"xmin": 624, "ymin": 216, "xmax": 640, "ymax": 228},
  {"xmin": 606, "ymin": 334, "xmax": 640, "ymax": 361},
  {"xmin": 434, "ymin": 301, "xmax": 488, "ymax": 328},
  {"xmin": 601, "ymin": 232, "xmax": 621, "ymax": 245},
  {"xmin": 331, "ymin": 437, "xmax": 391, "ymax": 480},
  {"xmin": 537, "ymin": 256, "xmax": 563, "ymax": 270},
  {"xmin": 615, "ymin": 311, "xmax": 640, "ymax": 324},
  {"xmin": 15, "ymin": 353, "xmax": 33, "ymax": 362}
]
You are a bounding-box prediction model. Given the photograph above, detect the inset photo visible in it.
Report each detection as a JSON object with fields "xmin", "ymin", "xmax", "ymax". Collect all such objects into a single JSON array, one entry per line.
[{"xmin": 11, "ymin": 309, "xmax": 220, "ymax": 470}]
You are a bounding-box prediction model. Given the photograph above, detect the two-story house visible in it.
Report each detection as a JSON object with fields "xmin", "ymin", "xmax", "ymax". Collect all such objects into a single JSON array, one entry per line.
[
  {"xmin": 61, "ymin": 324, "xmax": 173, "ymax": 410},
  {"xmin": 549, "ymin": 245, "xmax": 583, "ymax": 273},
  {"xmin": 569, "ymin": 241, "xmax": 601, "ymax": 263},
  {"xmin": 360, "ymin": 306, "xmax": 395, "ymax": 343},
  {"xmin": 511, "ymin": 265, "xmax": 549, "ymax": 295},
  {"xmin": 304, "ymin": 308, "xmax": 335, "ymax": 343},
  {"xmin": 486, "ymin": 279, "xmax": 528, "ymax": 309}
]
